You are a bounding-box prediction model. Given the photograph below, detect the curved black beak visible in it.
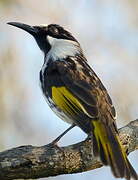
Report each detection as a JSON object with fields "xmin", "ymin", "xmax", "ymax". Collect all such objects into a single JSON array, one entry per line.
[{"xmin": 7, "ymin": 22, "xmax": 38, "ymax": 36}]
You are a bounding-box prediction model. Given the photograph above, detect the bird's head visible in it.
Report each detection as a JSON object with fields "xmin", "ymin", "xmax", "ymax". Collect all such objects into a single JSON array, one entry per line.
[{"xmin": 7, "ymin": 22, "xmax": 79, "ymax": 56}]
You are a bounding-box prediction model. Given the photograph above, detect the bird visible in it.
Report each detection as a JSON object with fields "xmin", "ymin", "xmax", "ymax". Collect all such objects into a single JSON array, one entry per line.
[{"xmin": 7, "ymin": 22, "xmax": 138, "ymax": 180}]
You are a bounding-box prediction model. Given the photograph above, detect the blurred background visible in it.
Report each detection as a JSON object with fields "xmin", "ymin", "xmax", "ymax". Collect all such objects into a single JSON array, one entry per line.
[{"xmin": 0, "ymin": 0, "xmax": 138, "ymax": 179}]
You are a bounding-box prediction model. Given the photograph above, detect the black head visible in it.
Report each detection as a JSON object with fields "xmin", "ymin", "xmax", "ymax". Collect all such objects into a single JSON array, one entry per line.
[{"xmin": 7, "ymin": 22, "xmax": 78, "ymax": 53}]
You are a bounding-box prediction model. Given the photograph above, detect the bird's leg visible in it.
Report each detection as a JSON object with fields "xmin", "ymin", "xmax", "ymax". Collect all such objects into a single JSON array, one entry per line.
[
  {"xmin": 50, "ymin": 124, "xmax": 76, "ymax": 146},
  {"xmin": 87, "ymin": 132, "xmax": 93, "ymax": 141}
]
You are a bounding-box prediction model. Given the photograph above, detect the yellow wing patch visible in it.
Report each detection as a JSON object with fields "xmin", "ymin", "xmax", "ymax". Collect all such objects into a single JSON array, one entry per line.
[{"xmin": 52, "ymin": 86, "xmax": 89, "ymax": 116}]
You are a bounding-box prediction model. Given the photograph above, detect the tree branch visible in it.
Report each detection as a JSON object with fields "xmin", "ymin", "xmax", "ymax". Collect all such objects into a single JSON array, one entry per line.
[{"xmin": 0, "ymin": 120, "xmax": 138, "ymax": 180}]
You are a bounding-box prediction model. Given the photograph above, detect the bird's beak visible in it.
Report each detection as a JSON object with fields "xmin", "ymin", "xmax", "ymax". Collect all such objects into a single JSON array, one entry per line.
[{"xmin": 7, "ymin": 22, "xmax": 38, "ymax": 36}]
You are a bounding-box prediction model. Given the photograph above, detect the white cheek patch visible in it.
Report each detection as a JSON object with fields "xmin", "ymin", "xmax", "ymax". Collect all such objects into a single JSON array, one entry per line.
[
  {"xmin": 47, "ymin": 35, "xmax": 81, "ymax": 60},
  {"xmin": 47, "ymin": 35, "xmax": 55, "ymax": 46}
]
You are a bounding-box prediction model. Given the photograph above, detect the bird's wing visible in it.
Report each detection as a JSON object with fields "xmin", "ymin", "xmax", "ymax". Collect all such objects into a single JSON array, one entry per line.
[
  {"xmin": 52, "ymin": 56, "xmax": 117, "ymax": 129},
  {"xmin": 50, "ymin": 58, "xmax": 138, "ymax": 180}
]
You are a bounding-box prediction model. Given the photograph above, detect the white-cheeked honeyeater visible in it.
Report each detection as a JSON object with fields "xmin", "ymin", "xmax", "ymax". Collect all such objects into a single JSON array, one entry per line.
[{"xmin": 8, "ymin": 22, "xmax": 138, "ymax": 180}]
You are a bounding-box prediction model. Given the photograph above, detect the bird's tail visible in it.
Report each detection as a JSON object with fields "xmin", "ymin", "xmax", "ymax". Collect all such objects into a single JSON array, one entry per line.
[{"xmin": 92, "ymin": 120, "xmax": 138, "ymax": 180}]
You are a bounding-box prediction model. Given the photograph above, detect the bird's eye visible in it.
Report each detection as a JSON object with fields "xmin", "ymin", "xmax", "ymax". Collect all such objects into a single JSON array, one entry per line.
[
  {"xmin": 49, "ymin": 26, "xmax": 59, "ymax": 34},
  {"xmin": 53, "ymin": 28, "xmax": 58, "ymax": 34}
]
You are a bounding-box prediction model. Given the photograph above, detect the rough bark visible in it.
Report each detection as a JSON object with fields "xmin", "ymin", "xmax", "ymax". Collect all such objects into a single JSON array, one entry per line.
[{"xmin": 0, "ymin": 120, "xmax": 138, "ymax": 180}]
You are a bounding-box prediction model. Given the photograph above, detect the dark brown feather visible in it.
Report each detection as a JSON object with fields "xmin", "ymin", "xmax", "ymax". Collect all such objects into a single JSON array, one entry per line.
[{"xmin": 52, "ymin": 57, "xmax": 137, "ymax": 180}]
